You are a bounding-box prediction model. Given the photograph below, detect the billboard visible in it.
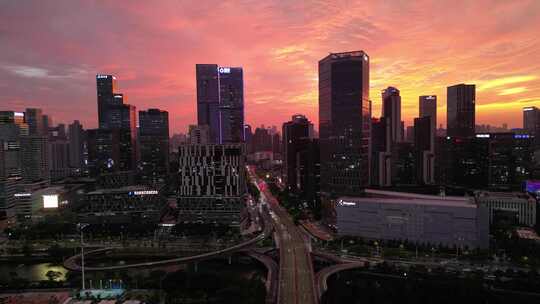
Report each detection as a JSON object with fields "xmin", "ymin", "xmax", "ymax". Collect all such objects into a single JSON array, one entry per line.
[
  {"xmin": 525, "ymin": 180, "xmax": 540, "ymax": 194},
  {"xmin": 43, "ymin": 194, "xmax": 59, "ymax": 208}
]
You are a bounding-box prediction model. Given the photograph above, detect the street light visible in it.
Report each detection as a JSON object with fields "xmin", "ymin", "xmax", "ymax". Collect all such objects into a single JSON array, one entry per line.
[{"xmin": 77, "ymin": 223, "xmax": 89, "ymax": 291}]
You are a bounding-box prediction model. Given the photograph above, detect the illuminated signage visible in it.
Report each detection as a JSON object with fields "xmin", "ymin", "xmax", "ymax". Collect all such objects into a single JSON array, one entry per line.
[
  {"xmin": 475, "ymin": 134, "xmax": 490, "ymax": 138},
  {"xmin": 339, "ymin": 200, "xmax": 356, "ymax": 206},
  {"xmin": 43, "ymin": 194, "xmax": 59, "ymax": 208},
  {"xmin": 425, "ymin": 96, "xmax": 436, "ymax": 100},
  {"xmin": 523, "ymin": 107, "xmax": 534, "ymax": 111},
  {"xmin": 96, "ymin": 75, "xmax": 109, "ymax": 79},
  {"xmin": 130, "ymin": 190, "xmax": 158, "ymax": 196},
  {"xmin": 218, "ymin": 67, "xmax": 231, "ymax": 74},
  {"xmin": 114, "ymin": 95, "xmax": 123, "ymax": 98},
  {"xmin": 14, "ymin": 112, "xmax": 24, "ymax": 117},
  {"xmin": 514, "ymin": 134, "xmax": 530, "ymax": 139},
  {"xmin": 14, "ymin": 193, "xmax": 31, "ymax": 197}
]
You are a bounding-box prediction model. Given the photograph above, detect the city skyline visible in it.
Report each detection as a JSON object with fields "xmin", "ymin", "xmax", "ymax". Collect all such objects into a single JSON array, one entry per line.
[{"xmin": 1, "ymin": 1, "xmax": 540, "ymax": 133}]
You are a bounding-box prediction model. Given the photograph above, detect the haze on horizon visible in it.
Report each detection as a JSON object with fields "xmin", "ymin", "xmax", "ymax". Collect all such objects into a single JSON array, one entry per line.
[{"xmin": 1, "ymin": 0, "xmax": 539, "ymax": 133}]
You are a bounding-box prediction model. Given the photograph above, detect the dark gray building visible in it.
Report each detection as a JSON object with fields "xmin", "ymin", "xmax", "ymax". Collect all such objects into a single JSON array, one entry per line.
[
  {"xmin": 319, "ymin": 50, "xmax": 371, "ymax": 196},
  {"xmin": 447, "ymin": 84, "xmax": 475, "ymax": 138},
  {"xmin": 282, "ymin": 114, "xmax": 312, "ymax": 192},
  {"xmin": 25, "ymin": 108, "xmax": 46, "ymax": 136},
  {"xmin": 196, "ymin": 64, "xmax": 244, "ymax": 144},
  {"xmin": 414, "ymin": 116, "xmax": 434, "ymax": 184},
  {"xmin": 523, "ymin": 106, "xmax": 539, "ymax": 146},
  {"xmin": 68, "ymin": 120, "xmax": 85, "ymax": 170},
  {"xmin": 382, "ymin": 87, "xmax": 402, "ymax": 144},
  {"xmin": 96, "ymin": 74, "xmax": 118, "ymax": 129},
  {"xmin": 139, "ymin": 108, "xmax": 169, "ymax": 183}
]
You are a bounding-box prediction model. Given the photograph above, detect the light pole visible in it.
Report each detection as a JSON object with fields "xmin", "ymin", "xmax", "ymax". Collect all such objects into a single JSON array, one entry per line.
[{"xmin": 78, "ymin": 223, "xmax": 89, "ymax": 291}]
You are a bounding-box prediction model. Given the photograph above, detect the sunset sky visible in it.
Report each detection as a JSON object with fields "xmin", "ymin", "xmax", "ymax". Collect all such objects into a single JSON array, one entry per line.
[{"xmin": 1, "ymin": 0, "xmax": 539, "ymax": 133}]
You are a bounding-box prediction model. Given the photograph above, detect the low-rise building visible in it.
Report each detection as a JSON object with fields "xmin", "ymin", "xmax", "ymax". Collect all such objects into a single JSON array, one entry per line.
[
  {"xmin": 76, "ymin": 185, "xmax": 163, "ymax": 224},
  {"xmin": 336, "ymin": 189, "xmax": 489, "ymax": 249},
  {"xmin": 475, "ymin": 191, "xmax": 536, "ymax": 227}
]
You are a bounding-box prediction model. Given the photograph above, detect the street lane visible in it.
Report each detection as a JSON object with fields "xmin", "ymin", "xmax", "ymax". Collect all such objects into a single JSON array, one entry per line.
[{"xmin": 248, "ymin": 166, "xmax": 317, "ymax": 304}]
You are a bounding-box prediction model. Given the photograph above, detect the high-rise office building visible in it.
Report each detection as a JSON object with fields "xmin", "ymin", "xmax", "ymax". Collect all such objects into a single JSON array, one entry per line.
[
  {"xmin": 25, "ymin": 108, "xmax": 46, "ymax": 136},
  {"xmin": 414, "ymin": 116, "xmax": 435, "ymax": 184},
  {"xmin": 417, "ymin": 95, "xmax": 437, "ymax": 184},
  {"xmin": 244, "ymin": 124, "xmax": 253, "ymax": 153},
  {"xmin": 371, "ymin": 117, "xmax": 392, "ymax": 187},
  {"xmin": 0, "ymin": 111, "xmax": 29, "ymax": 135},
  {"xmin": 218, "ymin": 67, "xmax": 244, "ymax": 143},
  {"xmin": 96, "ymin": 74, "xmax": 118, "ymax": 129},
  {"xmin": 48, "ymin": 123, "xmax": 70, "ymax": 180},
  {"xmin": 523, "ymin": 106, "xmax": 540, "ymax": 146},
  {"xmin": 188, "ymin": 124, "xmax": 211, "ymax": 144},
  {"xmin": 0, "ymin": 113, "xmax": 26, "ymax": 178},
  {"xmin": 447, "ymin": 84, "xmax": 475, "ymax": 138},
  {"xmin": 296, "ymin": 138, "xmax": 320, "ymax": 213},
  {"xmin": 382, "ymin": 87, "xmax": 402, "ymax": 144},
  {"xmin": 93, "ymin": 75, "xmax": 137, "ymax": 175},
  {"xmin": 43, "ymin": 115, "xmax": 52, "ymax": 134},
  {"xmin": 139, "ymin": 108, "xmax": 169, "ymax": 183},
  {"xmin": 282, "ymin": 114, "xmax": 312, "ymax": 192},
  {"xmin": 196, "ymin": 64, "xmax": 244, "ymax": 143},
  {"xmin": 319, "ymin": 50, "xmax": 370, "ymax": 195},
  {"xmin": 252, "ymin": 127, "xmax": 272, "ymax": 152},
  {"xmin": 68, "ymin": 120, "xmax": 85, "ymax": 169},
  {"xmin": 86, "ymin": 128, "xmax": 120, "ymax": 176},
  {"xmin": 20, "ymin": 135, "xmax": 49, "ymax": 182},
  {"xmin": 420, "ymin": 95, "xmax": 437, "ymax": 134}
]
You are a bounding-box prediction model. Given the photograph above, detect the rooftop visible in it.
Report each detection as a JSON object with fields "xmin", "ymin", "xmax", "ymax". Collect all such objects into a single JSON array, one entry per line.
[{"xmin": 338, "ymin": 189, "xmax": 475, "ymax": 208}]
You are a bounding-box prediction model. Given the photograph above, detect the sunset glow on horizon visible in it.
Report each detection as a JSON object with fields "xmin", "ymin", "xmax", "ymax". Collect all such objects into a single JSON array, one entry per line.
[{"xmin": 1, "ymin": 0, "xmax": 539, "ymax": 133}]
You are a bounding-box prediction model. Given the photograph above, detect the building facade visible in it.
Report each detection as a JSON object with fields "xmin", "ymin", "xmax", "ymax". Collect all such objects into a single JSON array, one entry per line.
[
  {"xmin": 282, "ymin": 114, "xmax": 312, "ymax": 192},
  {"xmin": 177, "ymin": 144, "xmax": 246, "ymax": 224},
  {"xmin": 475, "ymin": 191, "xmax": 536, "ymax": 227},
  {"xmin": 319, "ymin": 51, "xmax": 371, "ymax": 196},
  {"xmin": 139, "ymin": 108, "xmax": 169, "ymax": 183},
  {"xmin": 336, "ymin": 190, "xmax": 489, "ymax": 249},
  {"xmin": 382, "ymin": 87, "xmax": 402, "ymax": 144},
  {"xmin": 447, "ymin": 84, "xmax": 475, "ymax": 138},
  {"xmin": 196, "ymin": 64, "xmax": 244, "ymax": 144}
]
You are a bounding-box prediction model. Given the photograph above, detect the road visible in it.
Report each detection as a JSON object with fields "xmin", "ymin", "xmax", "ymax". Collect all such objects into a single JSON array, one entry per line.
[
  {"xmin": 63, "ymin": 218, "xmax": 271, "ymax": 271},
  {"xmin": 248, "ymin": 166, "xmax": 317, "ymax": 304}
]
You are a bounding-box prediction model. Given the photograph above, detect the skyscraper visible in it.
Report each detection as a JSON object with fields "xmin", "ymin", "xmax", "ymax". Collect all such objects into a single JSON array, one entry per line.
[
  {"xmin": 419, "ymin": 95, "xmax": 437, "ymax": 133},
  {"xmin": 523, "ymin": 106, "xmax": 540, "ymax": 146},
  {"xmin": 20, "ymin": 135, "xmax": 49, "ymax": 182},
  {"xmin": 96, "ymin": 74, "xmax": 118, "ymax": 129},
  {"xmin": 218, "ymin": 67, "xmax": 244, "ymax": 143},
  {"xmin": 418, "ymin": 95, "xmax": 437, "ymax": 184},
  {"xmin": 447, "ymin": 84, "xmax": 475, "ymax": 138},
  {"xmin": 196, "ymin": 64, "xmax": 244, "ymax": 143},
  {"xmin": 371, "ymin": 117, "xmax": 392, "ymax": 187},
  {"xmin": 382, "ymin": 87, "xmax": 402, "ymax": 144},
  {"xmin": 282, "ymin": 114, "xmax": 312, "ymax": 192},
  {"xmin": 25, "ymin": 108, "xmax": 45, "ymax": 136},
  {"xmin": 319, "ymin": 50, "xmax": 370, "ymax": 195},
  {"xmin": 139, "ymin": 108, "xmax": 169, "ymax": 183},
  {"xmin": 93, "ymin": 75, "xmax": 137, "ymax": 175},
  {"xmin": 68, "ymin": 120, "xmax": 84, "ymax": 169},
  {"xmin": 414, "ymin": 116, "xmax": 435, "ymax": 184}
]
